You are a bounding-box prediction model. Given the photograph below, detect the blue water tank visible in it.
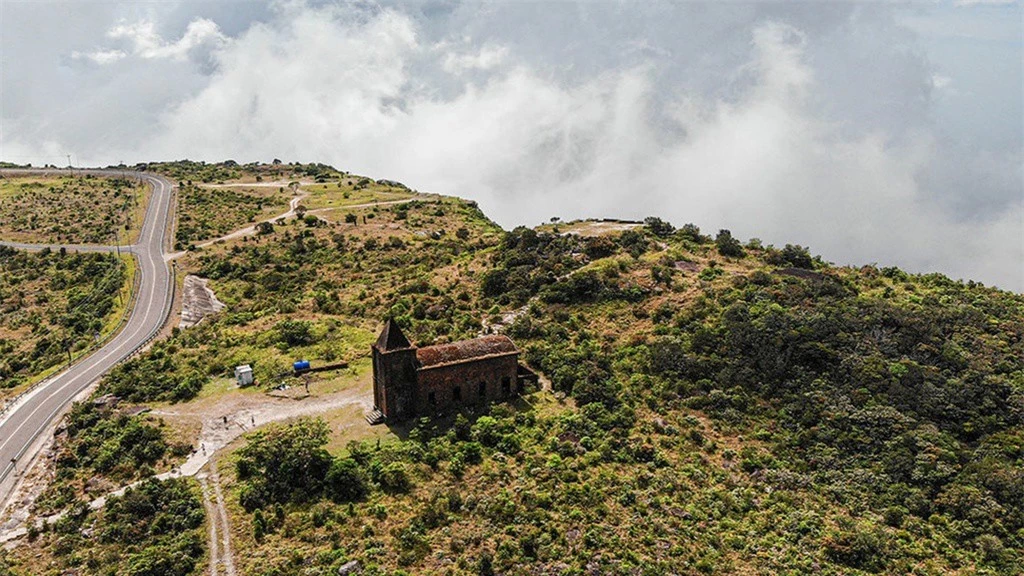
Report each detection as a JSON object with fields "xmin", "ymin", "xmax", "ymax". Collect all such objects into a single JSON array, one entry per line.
[{"xmin": 293, "ymin": 360, "xmax": 311, "ymax": 373}]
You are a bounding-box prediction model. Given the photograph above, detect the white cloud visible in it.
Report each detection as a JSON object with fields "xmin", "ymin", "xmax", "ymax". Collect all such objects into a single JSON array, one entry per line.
[
  {"xmin": 70, "ymin": 48, "xmax": 126, "ymax": 65},
  {"xmin": 141, "ymin": 7, "xmax": 1020, "ymax": 289},
  {"xmin": 104, "ymin": 17, "xmax": 226, "ymax": 61},
  {"xmin": 440, "ymin": 43, "xmax": 509, "ymax": 74},
  {"xmin": 954, "ymin": 0, "xmax": 1019, "ymax": 7},
  {"xmin": 4, "ymin": 3, "xmax": 1020, "ymax": 290}
]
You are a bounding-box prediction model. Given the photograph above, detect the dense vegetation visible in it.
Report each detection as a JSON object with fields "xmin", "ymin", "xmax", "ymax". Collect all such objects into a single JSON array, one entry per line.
[
  {"xmin": 4, "ymin": 164, "xmax": 1020, "ymax": 576},
  {"xmin": 96, "ymin": 339, "xmax": 209, "ymax": 403},
  {"xmin": 18, "ymin": 478, "xmax": 205, "ymax": 576},
  {"xmin": 0, "ymin": 247, "xmax": 128, "ymax": 393},
  {"xmin": 34, "ymin": 401, "xmax": 192, "ymax": 516},
  {"xmin": 0, "ymin": 175, "xmax": 144, "ymax": 244},
  {"xmin": 215, "ymin": 218, "xmax": 1020, "ymax": 575},
  {"xmin": 145, "ymin": 160, "xmax": 344, "ymax": 184}
]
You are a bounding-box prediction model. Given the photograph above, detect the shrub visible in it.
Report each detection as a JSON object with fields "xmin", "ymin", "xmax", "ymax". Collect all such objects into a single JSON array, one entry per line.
[
  {"xmin": 644, "ymin": 217, "xmax": 675, "ymax": 237},
  {"xmin": 715, "ymin": 229, "xmax": 744, "ymax": 258},
  {"xmin": 378, "ymin": 462, "xmax": 411, "ymax": 493},
  {"xmin": 275, "ymin": 319, "xmax": 315, "ymax": 347},
  {"xmin": 326, "ymin": 458, "xmax": 368, "ymax": 502}
]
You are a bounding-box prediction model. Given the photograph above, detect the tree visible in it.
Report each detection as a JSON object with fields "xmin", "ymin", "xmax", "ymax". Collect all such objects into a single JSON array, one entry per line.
[
  {"xmin": 584, "ymin": 235, "xmax": 616, "ymax": 259},
  {"xmin": 679, "ymin": 223, "xmax": 705, "ymax": 243},
  {"xmin": 344, "ymin": 213, "xmax": 357, "ymax": 225},
  {"xmin": 618, "ymin": 230, "xmax": 648, "ymax": 259},
  {"xmin": 235, "ymin": 418, "xmax": 334, "ymax": 509},
  {"xmin": 481, "ymin": 269, "xmax": 508, "ymax": 298},
  {"xmin": 644, "ymin": 216, "xmax": 675, "ymax": 238},
  {"xmin": 715, "ymin": 229, "xmax": 744, "ymax": 257},
  {"xmin": 255, "ymin": 221, "xmax": 274, "ymax": 235},
  {"xmin": 781, "ymin": 244, "xmax": 814, "ymax": 269}
]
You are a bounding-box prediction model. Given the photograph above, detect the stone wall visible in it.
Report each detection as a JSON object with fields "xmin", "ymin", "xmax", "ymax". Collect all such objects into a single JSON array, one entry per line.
[{"xmin": 415, "ymin": 355, "xmax": 519, "ymax": 415}]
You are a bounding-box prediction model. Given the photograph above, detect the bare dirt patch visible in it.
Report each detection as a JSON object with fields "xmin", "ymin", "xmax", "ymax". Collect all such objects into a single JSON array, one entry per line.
[{"xmin": 539, "ymin": 219, "xmax": 643, "ymax": 237}]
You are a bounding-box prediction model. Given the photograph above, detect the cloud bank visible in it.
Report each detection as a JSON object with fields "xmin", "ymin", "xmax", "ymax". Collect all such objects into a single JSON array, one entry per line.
[{"xmin": 2, "ymin": 1, "xmax": 1021, "ymax": 290}]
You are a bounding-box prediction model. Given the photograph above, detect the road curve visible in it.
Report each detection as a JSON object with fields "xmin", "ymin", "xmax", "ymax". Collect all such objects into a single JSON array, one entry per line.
[{"xmin": 0, "ymin": 170, "xmax": 175, "ymax": 505}]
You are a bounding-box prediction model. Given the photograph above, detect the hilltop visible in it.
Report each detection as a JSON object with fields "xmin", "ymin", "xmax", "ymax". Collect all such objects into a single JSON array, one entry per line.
[{"xmin": 0, "ymin": 161, "xmax": 1021, "ymax": 576}]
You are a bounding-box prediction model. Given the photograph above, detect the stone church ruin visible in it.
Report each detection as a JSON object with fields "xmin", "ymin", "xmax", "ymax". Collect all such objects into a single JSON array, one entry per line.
[{"xmin": 368, "ymin": 319, "xmax": 537, "ymax": 423}]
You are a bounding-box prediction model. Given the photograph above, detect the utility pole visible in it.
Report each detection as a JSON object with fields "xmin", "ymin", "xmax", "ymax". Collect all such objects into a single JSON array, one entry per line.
[
  {"xmin": 62, "ymin": 326, "xmax": 72, "ymax": 368},
  {"xmin": 67, "ymin": 154, "xmax": 73, "ymax": 177},
  {"xmin": 112, "ymin": 231, "xmax": 124, "ymax": 307}
]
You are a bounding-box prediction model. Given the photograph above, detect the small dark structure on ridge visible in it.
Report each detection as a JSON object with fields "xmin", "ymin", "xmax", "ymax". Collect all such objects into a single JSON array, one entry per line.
[{"xmin": 367, "ymin": 319, "xmax": 537, "ymax": 423}]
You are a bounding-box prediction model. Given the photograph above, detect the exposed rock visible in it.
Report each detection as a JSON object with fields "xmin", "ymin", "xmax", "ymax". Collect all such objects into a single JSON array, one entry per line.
[
  {"xmin": 338, "ymin": 560, "xmax": 362, "ymax": 575},
  {"xmin": 179, "ymin": 275, "xmax": 226, "ymax": 328},
  {"xmin": 92, "ymin": 394, "xmax": 120, "ymax": 408},
  {"xmin": 375, "ymin": 179, "xmax": 408, "ymax": 190}
]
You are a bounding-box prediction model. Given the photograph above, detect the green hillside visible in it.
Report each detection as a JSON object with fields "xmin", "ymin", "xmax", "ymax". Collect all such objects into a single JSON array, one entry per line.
[{"xmin": 2, "ymin": 163, "xmax": 1020, "ymax": 576}]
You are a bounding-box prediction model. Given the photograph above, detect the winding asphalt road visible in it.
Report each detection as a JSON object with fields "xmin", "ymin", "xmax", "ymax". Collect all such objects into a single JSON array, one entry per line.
[{"xmin": 0, "ymin": 170, "xmax": 175, "ymax": 506}]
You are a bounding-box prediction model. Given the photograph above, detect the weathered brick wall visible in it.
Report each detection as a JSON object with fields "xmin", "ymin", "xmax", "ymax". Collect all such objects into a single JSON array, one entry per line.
[
  {"xmin": 415, "ymin": 355, "xmax": 519, "ymax": 415},
  {"xmin": 374, "ymin": 347, "xmax": 419, "ymax": 420}
]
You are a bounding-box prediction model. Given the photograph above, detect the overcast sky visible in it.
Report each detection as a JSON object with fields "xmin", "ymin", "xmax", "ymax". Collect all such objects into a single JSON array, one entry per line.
[{"xmin": 1, "ymin": 0, "xmax": 1021, "ymax": 290}]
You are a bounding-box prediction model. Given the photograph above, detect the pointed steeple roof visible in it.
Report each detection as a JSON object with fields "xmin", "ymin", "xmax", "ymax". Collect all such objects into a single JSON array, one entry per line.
[{"xmin": 375, "ymin": 318, "xmax": 412, "ymax": 351}]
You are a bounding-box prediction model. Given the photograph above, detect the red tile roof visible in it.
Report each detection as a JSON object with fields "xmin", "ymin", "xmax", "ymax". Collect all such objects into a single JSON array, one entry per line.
[{"xmin": 416, "ymin": 335, "xmax": 518, "ymax": 369}]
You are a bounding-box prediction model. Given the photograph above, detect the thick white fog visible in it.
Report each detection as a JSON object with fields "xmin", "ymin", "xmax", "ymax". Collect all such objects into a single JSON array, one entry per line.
[{"xmin": 1, "ymin": 1, "xmax": 1021, "ymax": 290}]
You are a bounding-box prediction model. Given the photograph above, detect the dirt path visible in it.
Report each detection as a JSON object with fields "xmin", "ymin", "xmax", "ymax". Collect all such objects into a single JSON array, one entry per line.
[
  {"xmin": 165, "ymin": 196, "xmax": 427, "ymax": 261},
  {"xmin": 209, "ymin": 459, "xmax": 236, "ymax": 576},
  {"xmin": 166, "ymin": 193, "xmax": 307, "ymax": 260},
  {"xmin": 157, "ymin": 384, "xmax": 372, "ymax": 477},
  {"xmin": 199, "ymin": 180, "xmax": 310, "ymax": 189},
  {"xmin": 305, "ymin": 197, "xmax": 423, "ymax": 215},
  {"xmin": 197, "ymin": 475, "xmax": 221, "ymax": 575},
  {"xmin": 199, "ymin": 457, "xmax": 237, "ymax": 576},
  {"xmin": 0, "ymin": 386, "xmax": 373, "ymax": 547}
]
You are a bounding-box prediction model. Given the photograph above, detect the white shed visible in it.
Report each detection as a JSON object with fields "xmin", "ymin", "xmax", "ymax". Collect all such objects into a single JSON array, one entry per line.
[{"xmin": 234, "ymin": 364, "xmax": 254, "ymax": 387}]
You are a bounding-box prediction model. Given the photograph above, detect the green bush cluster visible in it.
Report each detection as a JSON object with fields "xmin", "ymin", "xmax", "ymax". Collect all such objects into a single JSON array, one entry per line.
[
  {"xmin": 30, "ymin": 478, "xmax": 205, "ymax": 576},
  {"xmin": 53, "ymin": 402, "xmax": 170, "ymax": 481},
  {"xmin": 98, "ymin": 340, "xmax": 207, "ymax": 403},
  {"xmin": 236, "ymin": 419, "xmax": 368, "ymax": 512}
]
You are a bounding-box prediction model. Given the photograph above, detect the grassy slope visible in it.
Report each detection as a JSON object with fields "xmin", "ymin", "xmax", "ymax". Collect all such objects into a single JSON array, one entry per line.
[
  {"xmin": 0, "ymin": 175, "xmax": 147, "ymax": 244},
  {"xmin": 3, "ymin": 162, "xmax": 1021, "ymax": 576}
]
